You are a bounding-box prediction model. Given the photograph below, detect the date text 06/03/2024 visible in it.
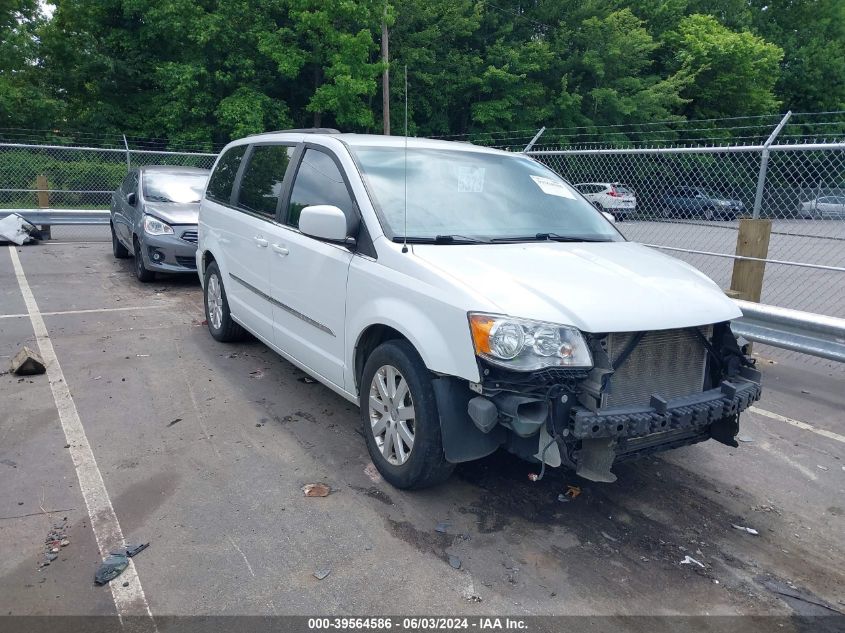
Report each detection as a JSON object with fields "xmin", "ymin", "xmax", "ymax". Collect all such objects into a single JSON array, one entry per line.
[{"xmin": 306, "ymin": 617, "xmax": 528, "ymax": 630}]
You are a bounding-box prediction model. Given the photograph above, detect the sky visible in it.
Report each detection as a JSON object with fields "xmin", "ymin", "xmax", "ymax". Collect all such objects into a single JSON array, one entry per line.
[{"xmin": 39, "ymin": 1, "xmax": 55, "ymax": 19}]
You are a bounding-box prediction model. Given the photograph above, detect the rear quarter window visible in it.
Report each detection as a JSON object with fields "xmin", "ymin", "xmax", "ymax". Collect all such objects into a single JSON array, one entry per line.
[{"xmin": 206, "ymin": 145, "xmax": 247, "ymax": 204}]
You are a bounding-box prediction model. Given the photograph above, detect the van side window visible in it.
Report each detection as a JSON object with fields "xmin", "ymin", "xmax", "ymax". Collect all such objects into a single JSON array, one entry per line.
[
  {"xmin": 206, "ymin": 145, "xmax": 247, "ymax": 204},
  {"xmin": 236, "ymin": 145, "xmax": 294, "ymax": 219},
  {"xmin": 287, "ymin": 149, "xmax": 354, "ymax": 229}
]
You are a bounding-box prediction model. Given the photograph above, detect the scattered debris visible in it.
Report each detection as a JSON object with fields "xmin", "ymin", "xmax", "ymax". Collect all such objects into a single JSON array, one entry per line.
[
  {"xmin": 39, "ymin": 518, "xmax": 70, "ymax": 569},
  {"xmin": 564, "ymin": 485, "xmax": 582, "ymax": 499},
  {"xmin": 302, "ymin": 483, "xmax": 331, "ymax": 497},
  {"xmin": 363, "ymin": 462, "xmax": 382, "ymax": 484},
  {"xmin": 249, "ymin": 369, "xmax": 265, "ymax": 379},
  {"xmin": 111, "ymin": 542, "xmax": 149, "ymax": 558},
  {"xmin": 313, "ymin": 568, "xmax": 331, "ymax": 580},
  {"xmin": 94, "ymin": 554, "xmax": 129, "ymax": 585},
  {"xmin": 737, "ymin": 436, "xmax": 754, "ymax": 443},
  {"xmin": 679, "ymin": 555, "xmax": 705, "ymax": 568},
  {"xmin": 10, "ymin": 346, "xmax": 45, "ymax": 376},
  {"xmin": 435, "ymin": 522, "xmax": 450, "ymax": 534},
  {"xmin": 0, "ymin": 213, "xmax": 40, "ymax": 245},
  {"xmin": 527, "ymin": 473, "xmax": 540, "ymax": 482},
  {"xmin": 298, "ymin": 376, "xmax": 317, "ymax": 384},
  {"xmin": 95, "ymin": 542, "xmax": 149, "ymax": 585},
  {"xmin": 557, "ymin": 494, "xmax": 570, "ymax": 503},
  {"xmin": 732, "ymin": 524, "xmax": 760, "ymax": 536},
  {"xmin": 167, "ymin": 418, "xmax": 182, "ymax": 427},
  {"xmin": 448, "ymin": 554, "xmax": 462, "ymax": 569}
]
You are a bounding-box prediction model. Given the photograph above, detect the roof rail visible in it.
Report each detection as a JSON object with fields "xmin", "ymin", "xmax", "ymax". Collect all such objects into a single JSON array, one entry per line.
[{"xmin": 257, "ymin": 128, "xmax": 341, "ymax": 135}]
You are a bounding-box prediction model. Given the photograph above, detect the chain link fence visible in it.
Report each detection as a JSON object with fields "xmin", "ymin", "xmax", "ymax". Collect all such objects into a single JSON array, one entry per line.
[
  {"xmin": 0, "ymin": 141, "xmax": 217, "ymax": 241},
  {"xmin": 1, "ymin": 120, "xmax": 844, "ymax": 321},
  {"xmin": 526, "ymin": 142, "xmax": 845, "ymax": 320}
]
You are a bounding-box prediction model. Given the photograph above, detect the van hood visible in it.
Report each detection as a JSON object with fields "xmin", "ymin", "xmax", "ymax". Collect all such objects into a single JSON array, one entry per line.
[
  {"xmin": 411, "ymin": 241, "xmax": 741, "ymax": 333},
  {"xmin": 142, "ymin": 202, "xmax": 200, "ymax": 225}
]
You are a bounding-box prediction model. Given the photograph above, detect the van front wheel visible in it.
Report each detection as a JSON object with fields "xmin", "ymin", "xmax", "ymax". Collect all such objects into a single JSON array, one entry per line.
[{"xmin": 361, "ymin": 340, "xmax": 454, "ymax": 489}]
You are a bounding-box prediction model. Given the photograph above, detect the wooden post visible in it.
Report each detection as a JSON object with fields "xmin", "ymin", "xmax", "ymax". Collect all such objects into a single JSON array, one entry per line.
[
  {"xmin": 36, "ymin": 174, "xmax": 51, "ymax": 239},
  {"xmin": 730, "ymin": 218, "xmax": 772, "ymax": 302},
  {"xmin": 36, "ymin": 174, "xmax": 49, "ymax": 208}
]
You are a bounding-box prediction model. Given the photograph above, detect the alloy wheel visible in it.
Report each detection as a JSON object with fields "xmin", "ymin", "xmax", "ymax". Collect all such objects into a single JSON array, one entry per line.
[
  {"xmin": 368, "ymin": 365, "xmax": 416, "ymax": 466},
  {"xmin": 206, "ymin": 273, "xmax": 223, "ymax": 331}
]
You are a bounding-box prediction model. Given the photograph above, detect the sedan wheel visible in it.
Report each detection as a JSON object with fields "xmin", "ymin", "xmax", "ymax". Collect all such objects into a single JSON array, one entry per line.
[{"xmin": 368, "ymin": 365, "xmax": 416, "ymax": 466}]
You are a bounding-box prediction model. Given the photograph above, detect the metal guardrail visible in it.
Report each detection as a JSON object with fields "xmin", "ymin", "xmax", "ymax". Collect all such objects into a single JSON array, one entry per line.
[
  {"xmin": 0, "ymin": 208, "xmax": 110, "ymax": 225},
  {"xmin": 732, "ymin": 300, "xmax": 845, "ymax": 362}
]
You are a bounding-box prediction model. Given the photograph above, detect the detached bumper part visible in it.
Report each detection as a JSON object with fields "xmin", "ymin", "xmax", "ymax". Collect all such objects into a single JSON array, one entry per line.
[
  {"xmin": 570, "ymin": 374, "xmax": 761, "ymax": 482},
  {"xmin": 571, "ymin": 376, "xmax": 761, "ymax": 441}
]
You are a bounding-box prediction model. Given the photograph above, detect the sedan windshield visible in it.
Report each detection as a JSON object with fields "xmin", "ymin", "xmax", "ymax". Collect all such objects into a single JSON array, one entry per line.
[
  {"xmin": 143, "ymin": 173, "xmax": 207, "ymax": 204},
  {"xmin": 350, "ymin": 146, "xmax": 622, "ymax": 242}
]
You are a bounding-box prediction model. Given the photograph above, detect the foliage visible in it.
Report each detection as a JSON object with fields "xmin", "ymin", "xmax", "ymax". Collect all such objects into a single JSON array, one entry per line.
[{"xmin": 0, "ymin": 0, "xmax": 842, "ymax": 145}]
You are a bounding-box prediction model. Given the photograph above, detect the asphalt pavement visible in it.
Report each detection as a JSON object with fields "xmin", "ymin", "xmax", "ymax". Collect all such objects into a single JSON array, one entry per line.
[{"xmin": 0, "ymin": 240, "xmax": 843, "ymax": 626}]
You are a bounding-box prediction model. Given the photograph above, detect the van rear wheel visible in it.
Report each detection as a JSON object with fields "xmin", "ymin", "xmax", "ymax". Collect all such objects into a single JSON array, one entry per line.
[
  {"xmin": 203, "ymin": 261, "xmax": 246, "ymax": 342},
  {"xmin": 361, "ymin": 340, "xmax": 453, "ymax": 489}
]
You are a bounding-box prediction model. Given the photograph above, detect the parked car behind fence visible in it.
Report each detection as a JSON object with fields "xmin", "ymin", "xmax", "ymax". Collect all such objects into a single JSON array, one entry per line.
[
  {"xmin": 661, "ymin": 186, "xmax": 745, "ymax": 221},
  {"xmin": 798, "ymin": 195, "xmax": 845, "ymax": 219},
  {"xmin": 574, "ymin": 182, "xmax": 636, "ymax": 220}
]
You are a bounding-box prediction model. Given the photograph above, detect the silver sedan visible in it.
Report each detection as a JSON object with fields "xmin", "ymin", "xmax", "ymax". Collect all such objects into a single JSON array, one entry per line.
[{"xmin": 110, "ymin": 166, "xmax": 209, "ymax": 281}]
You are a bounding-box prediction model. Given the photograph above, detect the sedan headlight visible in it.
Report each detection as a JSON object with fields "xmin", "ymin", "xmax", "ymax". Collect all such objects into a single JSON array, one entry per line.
[
  {"xmin": 468, "ymin": 313, "xmax": 593, "ymax": 371},
  {"xmin": 143, "ymin": 215, "xmax": 174, "ymax": 235}
]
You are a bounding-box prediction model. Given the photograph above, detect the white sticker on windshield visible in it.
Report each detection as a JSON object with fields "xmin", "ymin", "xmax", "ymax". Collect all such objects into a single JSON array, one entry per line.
[
  {"xmin": 457, "ymin": 165, "xmax": 485, "ymax": 192},
  {"xmin": 530, "ymin": 175, "xmax": 576, "ymax": 199}
]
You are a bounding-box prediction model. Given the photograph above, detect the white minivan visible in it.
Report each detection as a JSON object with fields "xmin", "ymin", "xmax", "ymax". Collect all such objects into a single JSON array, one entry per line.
[{"xmin": 197, "ymin": 130, "xmax": 761, "ymax": 489}]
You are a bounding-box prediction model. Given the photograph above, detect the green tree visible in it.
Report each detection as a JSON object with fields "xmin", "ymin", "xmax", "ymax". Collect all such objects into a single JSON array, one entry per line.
[
  {"xmin": 669, "ymin": 14, "xmax": 783, "ymax": 119},
  {"xmin": 0, "ymin": 0, "xmax": 62, "ymax": 129},
  {"xmin": 258, "ymin": 0, "xmax": 383, "ymax": 128}
]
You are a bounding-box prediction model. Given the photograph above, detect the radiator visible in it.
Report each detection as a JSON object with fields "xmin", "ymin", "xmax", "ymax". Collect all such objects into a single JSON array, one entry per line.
[{"xmin": 602, "ymin": 326, "xmax": 711, "ymax": 409}]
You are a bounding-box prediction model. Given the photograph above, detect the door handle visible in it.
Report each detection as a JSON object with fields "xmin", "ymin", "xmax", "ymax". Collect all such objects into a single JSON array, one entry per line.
[
  {"xmin": 271, "ymin": 244, "xmax": 289, "ymax": 256},
  {"xmin": 254, "ymin": 237, "xmax": 269, "ymax": 248}
]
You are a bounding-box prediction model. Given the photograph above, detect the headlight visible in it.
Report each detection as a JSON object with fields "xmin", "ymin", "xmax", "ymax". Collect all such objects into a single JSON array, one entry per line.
[
  {"xmin": 143, "ymin": 215, "xmax": 174, "ymax": 235},
  {"xmin": 468, "ymin": 313, "xmax": 593, "ymax": 371}
]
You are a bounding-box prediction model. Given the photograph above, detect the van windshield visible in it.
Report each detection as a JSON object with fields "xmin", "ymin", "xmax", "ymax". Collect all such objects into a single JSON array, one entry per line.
[{"xmin": 350, "ymin": 146, "xmax": 622, "ymax": 243}]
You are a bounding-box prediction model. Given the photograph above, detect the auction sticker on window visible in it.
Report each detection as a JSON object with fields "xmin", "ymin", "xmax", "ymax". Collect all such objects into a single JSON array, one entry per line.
[
  {"xmin": 530, "ymin": 175, "xmax": 576, "ymax": 199},
  {"xmin": 457, "ymin": 165, "xmax": 485, "ymax": 192}
]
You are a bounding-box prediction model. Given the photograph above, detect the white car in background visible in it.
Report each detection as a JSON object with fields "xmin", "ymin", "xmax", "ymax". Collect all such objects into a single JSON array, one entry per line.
[
  {"xmin": 196, "ymin": 131, "xmax": 761, "ymax": 489},
  {"xmin": 799, "ymin": 195, "xmax": 845, "ymax": 219},
  {"xmin": 574, "ymin": 182, "xmax": 637, "ymax": 220}
]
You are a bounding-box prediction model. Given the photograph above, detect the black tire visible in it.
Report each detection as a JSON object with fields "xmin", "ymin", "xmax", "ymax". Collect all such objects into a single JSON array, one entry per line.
[
  {"xmin": 360, "ymin": 339, "xmax": 454, "ymax": 490},
  {"xmin": 203, "ymin": 261, "xmax": 246, "ymax": 342},
  {"xmin": 111, "ymin": 223, "xmax": 130, "ymax": 259},
  {"xmin": 132, "ymin": 237, "xmax": 155, "ymax": 282}
]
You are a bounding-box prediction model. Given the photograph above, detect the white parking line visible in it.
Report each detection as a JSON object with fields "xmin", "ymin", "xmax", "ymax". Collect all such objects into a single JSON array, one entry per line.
[
  {"xmin": 0, "ymin": 305, "xmax": 172, "ymax": 319},
  {"xmin": 750, "ymin": 406, "xmax": 845, "ymax": 445},
  {"xmin": 8, "ymin": 246, "xmax": 154, "ymax": 621}
]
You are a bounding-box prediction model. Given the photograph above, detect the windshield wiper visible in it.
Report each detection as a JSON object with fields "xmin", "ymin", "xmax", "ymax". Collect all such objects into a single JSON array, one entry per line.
[
  {"xmin": 392, "ymin": 234, "xmax": 490, "ymax": 244},
  {"xmin": 536, "ymin": 233, "xmax": 612, "ymax": 242},
  {"xmin": 490, "ymin": 233, "xmax": 611, "ymax": 243}
]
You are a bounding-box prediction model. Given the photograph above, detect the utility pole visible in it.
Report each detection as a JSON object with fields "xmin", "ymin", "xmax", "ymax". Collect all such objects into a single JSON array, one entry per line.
[{"xmin": 381, "ymin": 4, "xmax": 390, "ymax": 135}]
